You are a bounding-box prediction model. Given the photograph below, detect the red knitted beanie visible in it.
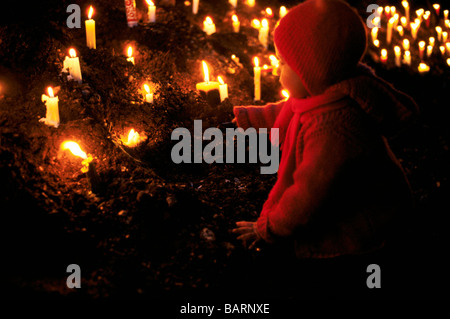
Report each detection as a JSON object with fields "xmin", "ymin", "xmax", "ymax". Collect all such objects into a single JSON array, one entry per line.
[{"xmin": 274, "ymin": 0, "xmax": 368, "ymax": 96}]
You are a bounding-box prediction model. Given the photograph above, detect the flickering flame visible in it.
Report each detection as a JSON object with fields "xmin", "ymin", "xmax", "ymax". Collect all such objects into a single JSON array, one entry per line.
[
  {"xmin": 269, "ymin": 55, "xmax": 278, "ymax": 63},
  {"xmin": 146, "ymin": 0, "xmax": 154, "ymax": 6},
  {"xmin": 61, "ymin": 141, "xmax": 88, "ymax": 159},
  {"xmin": 202, "ymin": 60, "xmax": 210, "ymax": 83},
  {"xmin": 394, "ymin": 46, "xmax": 401, "ymax": 55},
  {"xmin": 88, "ymin": 6, "xmax": 94, "ymax": 19},
  {"xmin": 416, "ymin": 9, "xmax": 424, "ymax": 17},
  {"xmin": 424, "ymin": 11, "xmax": 430, "ymax": 19},
  {"xmin": 253, "ymin": 57, "xmax": 259, "ymax": 67},
  {"xmin": 440, "ymin": 45, "xmax": 445, "ymax": 55},
  {"xmin": 251, "ymin": 19, "xmax": 261, "ymax": 29},
  {"xmin": 373, "ymin": 40, "xmax": 380, "ymax": 47},
  {"xmin": 403, "ymin": 39, "xmax": 410, "ymax": 50},
  {"xmin": 372, "ymin": 16, "xmax": 380, "ymax": 26},
  {"xmin": 266, "ymin": 8, "xmax": 273, "ymax": 16},
  {"xmin": 205, "ymin": 16, "xmax": 213, "ymax": 25},
  {"xmin": 385, "ymin": 6, "xmax": 390, "ymax": 14},
  {"xmin": 217, "ymin": 76, "xmax": 224, "ymax": 85},
  {"xmin": 402, "ymin": 1, "xmax": 408, "ymax": 9},
  {"xmin": 447, "ymin": 58, "xmax": 450, "ymax": 67},
  {"xmin": 261, "ymin": 18, "xmax": 268, "ymax": 28},
  {"xmin": 381, "ymin": 49, "xmax": 387, "ymax": 60},
  {"xmin": 400, "ymin": 16, "xmax": 407, "ymax": 26},
  {"xmin": 69, "ymin": 48, "xmax": 77, "ymax": 58},
  {"xmin": 429, "ymin": 37, "xmax": 435, "ymax": 46},
  {"xmin": 123, "ymin": 129, "xmax": 144, "ymax": 147},
  {"xmin": 433, "ymin": 4, "xmax": 440, "ymax": 11},
  {"xmin": 47, "ymin": 87, "xmax": 54, "ymax": 98},
  {"xmin": 144, "ymin": 84, "xmax": 150, "ymax": 94},
  {"xmin": 232, "ymin": 14, "xmax": 238, "ymax": 23},
  {"xmin": 280, "ymin": 6, "xmax": 287, "ymax": 17},
  {"xmin": 397, "ymin": 26, "xmax": 403, "ymax": 35},
  {"xmin": 418, "ymin": 62, "xmax": 430, "ymax": 72},
  {"xmin": 127, "ymin": 46, "xmax": 133, "ymax": 58},
  {"xmin": 419, "ymin": 41, "xmax": 426, "ymax": 49},
  {"xmin": 263, "ymin": 64, "xmax": 269, "ymax": 70},
  {"xmin": 281, "ymin": 90, "xmax": 289, "ymax": 99}
]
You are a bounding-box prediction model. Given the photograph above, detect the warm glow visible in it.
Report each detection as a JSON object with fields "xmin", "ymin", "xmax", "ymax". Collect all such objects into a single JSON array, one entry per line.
[
  {"xmin": 385, "ymin": 6, "xmax": 390, "ymax": 14},
  {"xmin": 253, "ymin": 57, "xmax": 259, "ymax": 67},
  {"xmin": 446, "ymin": 42, "xmax": 450, "ymax": 53},
  {"xmin": 403, "ymin": 39, "xmax": 410, "ymax": 50},
  {"xmin": 146, "ymin": 0, "xmax": 154, "ymax": 6},
  {"xmin": 416, "ymin": 9, "xmax": 424, "ymax": 18},
  {"xmin": 232, "ymin": 14, "xmax": 238, "ymax": 22},
  {"xmin": 373, "ymin": 39, "xmax": 380, "ymax": 47},
  {"xmin": 61, "ymin": 141, "xmax": 88, "ymax": 159},
  {"xmin": 447, "ymin": 58, "xmax": 450, "ymax": 66},
  {"xmin": 263, "ymin": 64, "xmax": 269, "ymax": 70},
  {"xmin": 88, "ymin": 6, "xmax": 94, "ymax": 19},
  {"xmin": 397, "ymin": 26, "xmax": 403, "ymax": 36},
  {"xmin": 69, "ymin": 48, "xmax": 77, "ymax": 58},
  {"xmin": 280, "ymin": 6, "xmax": 287, "ymax": 16},
  {"xmin": 217, "ymin": 76, "xmax": 224, "ymax": 85},
  {"xmin": 269, "ymin": 55, "xmax": 278, "ymax": 63},
  {"xmin": 419, "ymin": 41, "xmax": 426, "ymax": 49},
  {"xmin": 261, "ymin": 19, "xmax": 268, "ymax": 28},
  {"xmin": 266, "ymin": 8, "xmax": 273, "ymax": 16},
  {"xmin": 144, "ymin": 84, "xmax": 150, "ymax": 94},
  {"xmin": 381, "ymin": 49, "xmax": 387, "ymax": 57},
  {"xmin": 251, "ymin": 19, "xmax": 261, "ymax": 28},
  {"xmin": 394, "ymin": 46, "xmax": 401, "ymax": 55},
  {"xmin": 372, "ymin": 17, "xmax": 380, "ymax": 26},
  {"xmin": 47, "ymin": 87, "xmax": 54, "ymax": 98},
  {"xmin": 123, "ymin": 129, "xmax": 144, "ymax": 147},
  {"xmin": 391, "ymin": 6, "xmax": 396, "ymax": 15},
  {"xmin": 436, "ymin": 26, "xmax": 442, "ymax": 35},
  {"xmin": 400, "ymin": 16, "xmax": 407, "ymax": 27},
  {"xmin": 205, "ymin": 16, "xmax": 213, "ymax": 25},
  {"xmin": 429, "ymin": 37, "xmax": 435, "ymax": 46},
  {"xmin": 418, "ymin": 62, "xmax": 430, "ymax": 72},
  {"xmin": 388, "ymin": 17, "xmax": 395, "ymax": 25},
  {"xmin": 202, "ymin": 60, "xmax": 210, "ymax": 83},
  {"xmin": 433, "ymin": 4, "xmax": 440, "ymax": 11},
  {"xmin": 440, "ymin": 45, "xmax": 445, "ymax": 55},
  {"xmin": 127, "ymin": 46, "xmax": 133, "ymax": 57},
  {"xmin": 281, "ymin": 90, "xmax": 289, "ymax": 99},
  {"xmin": 402, "ymin": 1, "xmax": 408, "ymax": 9}
]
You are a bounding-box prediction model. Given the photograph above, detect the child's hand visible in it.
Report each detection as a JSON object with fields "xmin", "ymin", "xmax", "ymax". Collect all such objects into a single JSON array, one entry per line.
[{"xmin": 232, "ymin": 221, "xmax": 262, "ymax": 249}]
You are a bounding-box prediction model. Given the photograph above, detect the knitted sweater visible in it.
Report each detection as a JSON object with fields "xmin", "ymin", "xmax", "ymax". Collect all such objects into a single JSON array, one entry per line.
[{"xmin": 233, "ymin": 65, "xmax": 418, "ymax": 258}]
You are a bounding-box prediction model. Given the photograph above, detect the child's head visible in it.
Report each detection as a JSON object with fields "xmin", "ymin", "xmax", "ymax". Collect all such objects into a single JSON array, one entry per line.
[{"xmin": 274, "ymin": 0, "xmax": 368, "ymax": 96}]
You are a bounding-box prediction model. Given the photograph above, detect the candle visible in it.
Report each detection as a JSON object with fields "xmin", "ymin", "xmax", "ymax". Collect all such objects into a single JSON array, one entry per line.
[
  {"xmin": 126, "ymin": 46, "xmax": 135, "ymax": 65},
  {"xmin": 269, "ymin": 54, "xmax": 279, "ymax": 76},
  {"xmin": 372, "ymin": 16, "xmax": 380, "ymax": 28},
  {"xmin": 247, "ymin": 0, "xmax": 255, "ymax": 7},
  {"xmin": 393, "ymin": 13, "xmax": 399, "ymax": 29},
  {"xmin": 429, "ymin": 37, "xmax": 435, "ymax": 47},
  {"xmin": 146, "ymin": 0, "xmax": 156, "ymax": 23},
  {"xmin": 281, "ymin": 90, "xmax": 289, "ymax": 100},
  {"xmin": 443, "ymin": 31, "xmax": 448, "ymax": 42},
  {"xmin": 411, "ymin": 22, "xmax": 419, "ymax": 39},
  {"xmin": 400, "ymin": 16, "xmax": 407, "ymax": 28},
  {"xmin": 122, "ymin": 129, "xmax": 146, "ymax": 147},
  {"xmin": 402, "ymin": 1, "xmax": 410, "ymax": 24},
  {"xmin": 424, "ymin": 11, "xmax": 431, "ymax": 27},
  {"xmin": 446, "ymin": 19, "xmax": 450, "ymax": 29},
  {"xmin": 440, "ymin": 45, "xmax": 446, "ymax": 55},
  {"xmin": 385, "ymin": 6, "xmax": 391, "ymax": 19},
  {"xmin": 446, "ymin": 43, "xmax": 450, "ymax": 55},
  {"xmin": 196, "ymin": 61, "xmax": 220, "ymax": 107},
  {"xmin": 63, "ymin": 48, "xmax": 82, "ymax": 83},
  {"xmin": 229, "ymin": 0, "xmax": 237, "ymax": 9},
  {"xmin": 40, "ymin": 87, "xmax": 60, "ymax": 128},
  {"xmin": 419, "ymin": 41, "xmax": 426, "ymax": 59},
  {"xmin": 447, "ymin": 58, "xmax": 450, "ymax": 67},
  {"xmin": 143, "ymin": 84, "xmax": 153, "ymax": 103},
  {"xmin": 265, "ymin": 8, "xmax": 273, "ymax": 18},
  {"xmin": 380, "ymin": 49, "xmax": 388, "ymax": 63},
  {"xmin": 192, "ymin": 0, "xmax": 199, "ymax": 14},
  {"xmin": 85, "ymin": 6, "xmax": 96, "ymax": 49},
  {"xmin": 416, "ymin": 9, "xmax": 424, "ymax": 20},
  {"xmin": 217, "ymin": 76, "xmax": 228, "ymax": 102},
  {"xmin": 124, "ymin": 0, "xmax": 138, "ymax": 27},
  {"xmin": 403, "ymin": 39, "xmax": 410, "ymax": 51},
  {"xmin": 231, "ymin": 54, "xmax": 240, "ymax": 64},
  {"xmin": 444, "ymin": 10, "xmax": 449, "ymax": 20},
  {"xmin": 404, "ymin": 50, "xmax": 411, "ymax": 65},
  {"xmin": 394, "ymin": 46, "xmax": 401, "ymax": 67},
  {"xmin": 61, "ymin": 141, "xmax": 93, "ymax": 173},
  {"xmin": 418, "ymin": 62, "xmax": 430, "ymax": 73},
  {"xmin": 251, "ymin": 19, "xmax": 261, "ymax": 29},
  {"xmin": 433, "ymin": 4, "xmax": 440, "ymax": 17},
  {"xmin": 397, "ymin": 26, "xmax": 404, "ymax": 37},
  {"xmin": 436, "ymin": 26, "xmax": 443, "ymax": 41},
  {"xmin": 371, "ymin": 27, "xmax": 378, "ymax": 42},
  {"xmin": 232, "ymin": 14, "xmax": 240, "ymax": 33},
  {"xmin": 253, "ymin": 57, "xmax": 261, "ymax": 101},
  {"xmin": 373, "ymin": 39, "xmax": 380, "ymax": 47},
  {"xmin": 427, "ymin": 45, "xmax": 433, "ymax": 57},
  {"xmin": 259, "ymin": 19, "xmax": 269, "ymax": 49},
  {"xmin": 203, "ymin": 17, "xmax": 216, "ymax": 35},
  {"xmin": 279, "ymin": 6, "xmax": 287, "ymax": 19},
  {"xmin": 387, "ymin": 17, "xmax": 395, "ymax": 44},
  {"xmin": 390, "ymin": 6, "xmax": 396, "ymax": 16}
]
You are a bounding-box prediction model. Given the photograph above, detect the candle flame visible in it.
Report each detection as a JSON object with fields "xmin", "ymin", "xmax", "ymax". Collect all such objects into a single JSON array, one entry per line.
[
  {"xmin": 205, "ymin": 16, "xmax": 213, "ymax": 25},
  {"xmin": 394, "ymin": 46, "xmax": 401, "ymax": 54},
  {"xmin": 146, "ymin": 0, "xmax": 154, "ymax": 6},
  {"xmin": 447, "ymin": 58, "xmax": 450, "ymax": 67},
  {"xmin": 123, "ymin": 129, "xmax": 144, "ymax": 147},
  {"xmin": 419, "ymin": 41, "xmax": 425, "ymax": 49},
  {"xmin": 69, "ymin": 48, "xmax": 77, "ymax": 58},
  {"xmin": 433, "ymin": 4, "xmax": 440, "ymax": 10},
  {"xmin": 254, "ymin": 57, "xmax": 259, "ymax": 67},
  {"xmin": 144, "ymin": 84, "xmax": 150, "ymax": 94},
  {"xmin": 47, "ymin": 87, "xmax": 54, "ymax": 98},
  {"xmin": 61, "ymin": 141, "xmax": 88, "ymax": 159},
  {"xmin": 262, "ymin": 18, "xmax": 269, "ymax": 28},
  {"xmin": 281, "ymin": 90, "xmax": 289, "ymax": 99},
  {"xmin": 202, "ymin": 60, "xmax": 210, "ymax": 83},
  {"xmin": 88, "ymin": 6, "xmax": 94, "ymax": 19},
  {"xmin": 127, "ymin": 46, "xmax": 133, "ymax": 57},
  {"xmin": 217, "ymin": 76, "xmax": 224, "ymax": 85},
  {"xmin": 266, "ymin": 8, "xmax": 273, "ymax": 16},
  {"xmin": 232, "ymin": 14, "xmax": 238, "ymax": 23},
  {"xmin": 251, "ymin": 19, "xmax": 261, "ymax": 29},
  {"xmin": 416, "ymin": 9, "xmax": 424, "ymax": 17},
  {"xmin": 269, "ymin": 55, "xmax": 278, "ymax": 62},
  {"xmin": 373, "ymin": 39, "xmax": 380, "ymax": 47},
  {"xmin": 402, "ymin": 1, "xmax": 408, "ymax": 9},
  {"xmin": 381, "ymin": 49, "xmax": 387, "ymax": 58},
  {"xmin": 418, "ymin": 62, "xmax": 430, "ymax": 72}
]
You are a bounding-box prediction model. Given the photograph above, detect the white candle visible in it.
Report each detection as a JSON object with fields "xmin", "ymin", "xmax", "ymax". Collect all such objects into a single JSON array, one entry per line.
[
  {"xmin": 279, "ymin": 6, "xmax": 287, "ymax": 19},
  {"xmin": 146, "ymin": 0, "xmax": 156, "ymax": 23},
  {"xmin": 442, "ymin": 31, "xmax": 448, "ymax": 42},
  {"xmin": 427, "ymin": 45, "xmax": 433, "ymax": 57},
  {"xmin": 259, "ymin": 19, "xmax": 269, "ymax": 49},
  {"xmin": 444, "ymin": 10, "xmax": 449, "ymax": 20},
  {"xmin": 380, "ymin": 49, "xmax": 388, "ymax": 63},
  {"xmin": 253, "ymin": 57, "xmax": 261, "ymax": 101},
  {"xmin": 400, "ymin": 16, "xmax": 407, "ymax": 28},
  {"xmin": 126, "ymin": 46, "xmax": 135, "ymax": 65},
  {"xmin": 41, "ymin": 87, "xmax": 60, "ymax": 128},
  {"xmin": 371, "ymin": 27, "xmax": 378, "ymax": 42},
  {"xmin": 265, "ymin": 8, "xmax": 273, "ymax": 18},
  {"xmin": 387, "ymin": 17, "xmax": 395, "ymax": 44},
  {"xmin": 232, "ymin": 14, "xmax": 240, "ymax": 33},
  {"xmin": 85, "ymin": 6, "xmax": 96, "ymax": 49},
  {"xmin": 446, "ymin": 43, "xmax": 450, "ymax": 55},
  {"xmin": 410, "ymin": 22, "xmax": 419, "ymax": 39},
  {"xmin": 402, "ymin": 1, "xmax": 410, "ymax": 24},
  {"xmin": 397, "ymin": 26, "xmax": 404, "ymax": 37},
  {"xmin": 281, "ymin": 90, "xmax": 289, "ymax": 100},
  {"xmin": 269, "ymin": 55, "xmax": 279, "ymax": 76},
  {"xmin": 203, "ymin": 16, "xmax": 216, "ymax": 35},
  {"xmin": 217, "ymin": 76, "xmax": 228, "ymax": 102},
  {"xmin": 404, "ymin": 50, "xmax": 411, "ymax": 65},
  {"xmin": 63, "ymin": 48, "xmax": 82, "ymax": 83},
  {"xmin": 429, "ymin": 37, "xmax": 435, "ymax": 47},
  {"xmin": 419, "ymin": 41, "xmax": 426, "ymax": 59},
  {"xmin": 436, "ymin": 26, "xmax": 442, "ymax": 41},
  {"xmin": 440, "ymin": 45, "xmax": 445, "ymax": 55},
  {"xmin": 394, "ymin": 46, "xmax": 401, "ymax": 67},
  {"xmin": 193, "ymin": 0, "xmax": 199, "ymax": 14},
  {"xmin": 143, "ymin": 84, "xmax": 153, "ymax": 103},
  {"xmin": 229, "ymin": 0, "xmax": 237, "ymax": 9}
]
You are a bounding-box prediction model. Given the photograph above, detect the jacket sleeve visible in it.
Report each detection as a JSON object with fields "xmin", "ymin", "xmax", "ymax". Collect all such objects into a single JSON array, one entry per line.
[
  {"xmin": 233, "ymin": 100, "xmax": 286, "ymax": 130},
  {"xmin": 256, "ymin": 123, "xmax": 359, "ymax": 242}
]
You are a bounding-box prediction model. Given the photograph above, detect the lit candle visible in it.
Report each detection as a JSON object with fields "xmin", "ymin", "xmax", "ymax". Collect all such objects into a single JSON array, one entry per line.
[
  {"xmin": 447, "ymin": 58, "xmax": 450, "ymax": 66},
  {"xmin": 232, "ymin": 14, "xmax": 240, "ymax": 33},
  {"xmin": 429, "ymin": 37, "xmax": 435, "ymax": 47},
  {"xmin": 394, "ymin": 46, "xmax": 401, "ymax": 67},
  {"xmin": 85, "ymin": 6, "xmax": 96, "ymax": 49},
  {"xmin": 371, "ymin": 27, "xmax": 378, "ymax": 42},
  {"xmin": 217, "ymin": 76, "xmax": 228, "ymax": 102},
  {"xmin": 403, "ymin": 39, "xmax": 410, "ymax": 51},
  {"xmin": 424, "ymin": 11, "xmax": 431, "ymax": 27},
  {"xmin": 446, "ymin": 43, "xmax": 450, "ymax": 55},
  {"xmin": 440, "ymin": 45, "xmax": 446, "ymax": 55},
  {"xmin": 279, "ymin": 6, "xmax": 287, "ymax": 19},
  {"xmin": 259, "ymin": 18, "xmax": 269, "ymax": 49},
  {"xmin": 444, "ymin": 10, "xmax": 449, "ymax": 20},
  {"xmin": 203, "ymin": 17, "xmax": 216, "ymax": 35},
  {"xmin": 251, "ymin": 19, "xmax": 261, "ymax": 29},
  {"xmin": 61, "ymin": 141, "xmax": 93, "ymax": 173},
  {"xmin": 373, "ymin": 39, "xmax": 380, "ymax": 47},
  {"xmin": 122, "ymin": 129, "xmax": 146, "ymax": 147},
  {"xmin": 146, "ymin": 0, "xmax": 156, "ymax": 23},
  {"xmin": 433, "ymin": 4, "xmax": 440, "ymax": 17},
  {"xmin": 269, "ymin": 55, "xmax": 279, "ymax": 76},
  {"xmin": 418, "ymin": 62, "xmax": 430, "ymax": 73},
  {"xmin": 231, "ymin": 54, "xmax": 240, "ymax": 64},
  {"xmin": 192, "ymin": 0, "xmax": 199, "ymax": 14},
  {"xmin": 196, "ymin": 61, "xmax": 220, "ymax": 107},
  {"xmin": 229, "ymin": 0, "xmax": 237, "ymax": 9},
  {"xmin": 427, "ymin": 45, "xmax": 433, "ymax": 57},
  {"xmin": 63, "ymin": 48, "xmax": 82, "ymax": 83},
  {"xmin": 404, "ymin": 50, "xmax": 411, "ymax": 65},
  {"xmin": 442, "ymin": 31, "xmax": 448, "ymax": 42},
  {"xmin": 402, "ymin": 1, "xmax": 410, "ymax": 24},
  {"xmin": 265, "ymin": 8, "xmax": 273, "ymax": 18},
  {"xmin": 387, "ymin": 17, "xmax": 395, "ymax": 44},
  {"xmin": 281, "ymin": 89, "xmax": 289, "ymax": 100},
  {"xmin": 126, "ymin": 46, "xmax": 135, "ymax": 65},
  {"xmin": 419, "ymin": 41, "xmax": 426, "ymax": 59},
  {"xmin": 400, "ymin": 16, "xmax": 407, "ymax": 28},
  {"xmin": 372, "ymin": 16, "xmax": 380, "ymax": 28},
  {"xmin": 40, "ymin": 87, "xmax": 60, "ymax": 128},
  {"xmin": 393, "ymin": 13, "xmax": 399, "ymax": 29},
  {"xmin": 446, "ymin": 19, "xmax": 450, "ymax": 29},
  {"xmin": 380, "ymin": 49, "xmax": 388, "ymax": 63},
  {"xmin": 416, "ymin": 9, "xmax": 424, "ymax": 20},
  {"xmin": 253, "ymin": 57, "xmax": 261, "ymax": 101},
  {"xmin": 247, "ymin": 0, "xmax": 255, "ymax": 7},
  {"xmin": 390, "ymin": 6, "xmax": 396, "ymax": 16},
  {"xmin": 410, "ymin": 21, "xmax": 419, "ymax": 39},
  {"xmin": 385, "ymin": 6, "xmax": 391, "ymax": 19},
  {"xmin": 143, "ymin": 84, "xmax": 153, "ymax": 103},
  {"xmin": 397, "ymin": 26, "xmax": 404, "ymax": 37},
  {"xmin": 436, "ymin": 26, "xmax": 443, "ymax": 41},
  {"xmin": 124, "ymin": 0, "xmax": 138, "ymax": 27}
]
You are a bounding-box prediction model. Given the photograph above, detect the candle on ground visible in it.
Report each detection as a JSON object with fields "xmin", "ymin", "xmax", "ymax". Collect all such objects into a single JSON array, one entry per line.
[
  {"xmin": 61, "ymin": 141, "xmax": 93, "ymax": 173},
  {"xmin": 127, "ymin": 46, "xmax": 135, "ymax": 65},
  {"xmin": 124, "ymin": 0, "xmax": 138, "ymax": 27},
  {"xmin": 85, "ymin": 6, "xmax": 96, "ymax": 49},
  {"xmin": 433, "ymin": 4, "xmax": 440, "ymax": 17},
  {"xmin": 259, "ymin": 19, "xmax": 269, "ymax": 49},
  {"xmin": 144, "ymin": 84, "xmax": 153, "ymax": 103},
  {"xmin": 203, "ymin": 17, "xmax": 216, "ymax": 35},
  {"xmin": 279, "ymin": 6, "xmax": 287, "ymax": 19},
  {"xmin": 196, "ymin": 61, "xmax": 220, "ymax": 107},
  {"xmin": 251, "ymin": 19, "xmax": 261, "ymax": 29},
  {"xmin": 416, "ymin": 9, "xmax": 424, "ymax": 20},
  {"xmin": 418, "ymin": 62, "xmax": 430, "ymax": 73},
  {"xmin": 192, "ymin": 0, "xmax": 199, "ymax": 14},
  {"xmin": 63, "ymin": 48, "xmax": 82, "ymax": 83},
  {"xmin": 402, "ymin": 1, "xmax": 410, "ymax": 24},
  {"xmin": 400, "ymin": 16, "xmax": 407, "ymax": 28},
  {"xmin": 380, "ymin": 49, "xmax": 388, "ymax": 63},
  {"xmin": 403, "ymin": 39, "xmax": 410, "ymax": 51},
  {"xmin": 442, "ymin": 31, "xmax": 448, "ymax": 42},
  {"xmin": 394, "ymin": 46, "xmax": 401, "ymax": 67},
  {"xmin": 217, "ymin": 76, "xmax": 228, "ymax": 102},
  {"xmin": 231, "ymin": 54, "xmax": 240, "ymax": 64},
  {"xmin": 404, "ymin": 50, "xmax": 411, "ymax": 65},
  {"xmin": 247, "ymin": 0, "xmax": 255, "ymax": 7},
  {"xmin": 419, "ymin": 41, "xmax": 426, "ymax": 59},
  {"xmin": 253, "ymin": 57, "xmax": 261, "ymax": 101},
  {"xmin": 146, "ymin": 0, "xmax": 156, "ymax": 23},
  {"xmin": 232, "ymin": 14, "xmax": 240, "ymax": 33},
  {"xmin": 41, "ymin": 87, "xmax": 60, "ymax": 128},
  {"xmin": 384, "ymin": 6, "xmax": 391, "ymax": 19},
  {"xmin": 436, "ymin": 26, "xmax": 443, "ymax": 41},
  {"xmin": 265, "ymin": 8, "xmax": 273, "ymax": 18}
]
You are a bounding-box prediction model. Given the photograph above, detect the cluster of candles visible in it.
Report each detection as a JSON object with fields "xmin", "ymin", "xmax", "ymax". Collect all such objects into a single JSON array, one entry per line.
[{"xmin": 371, "ymin": 1, "xmax": 450, "ymax": 73}]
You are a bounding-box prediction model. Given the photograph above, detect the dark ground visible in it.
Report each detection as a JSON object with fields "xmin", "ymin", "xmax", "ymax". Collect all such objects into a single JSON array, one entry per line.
[{"xmin": 0, "ymin": 0, "xmax": 449, "ymax": 302}]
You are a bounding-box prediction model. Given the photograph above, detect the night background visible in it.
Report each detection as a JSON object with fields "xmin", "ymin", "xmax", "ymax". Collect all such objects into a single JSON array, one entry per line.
[{"xmin": 0, "ymin": 0, "xmax": 449, "ymax": 302}]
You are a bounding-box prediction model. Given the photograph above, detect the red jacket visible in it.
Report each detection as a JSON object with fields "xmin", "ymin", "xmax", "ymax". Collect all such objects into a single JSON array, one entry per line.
[{"xmin": 233, "ymin": 65, "xmax": 418, "ymax": 258}]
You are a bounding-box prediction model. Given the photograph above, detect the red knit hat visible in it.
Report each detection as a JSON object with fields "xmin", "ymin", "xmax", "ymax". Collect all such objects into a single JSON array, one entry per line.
[{"xmin": 274, "ymin": 0, "xmax": 368, "ymax": 96}]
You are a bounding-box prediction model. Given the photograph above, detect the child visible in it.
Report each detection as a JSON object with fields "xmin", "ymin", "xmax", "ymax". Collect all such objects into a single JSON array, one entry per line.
[{"xmin": 232, "ymin": 0, "xmax": 418, "ymax": 258}]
